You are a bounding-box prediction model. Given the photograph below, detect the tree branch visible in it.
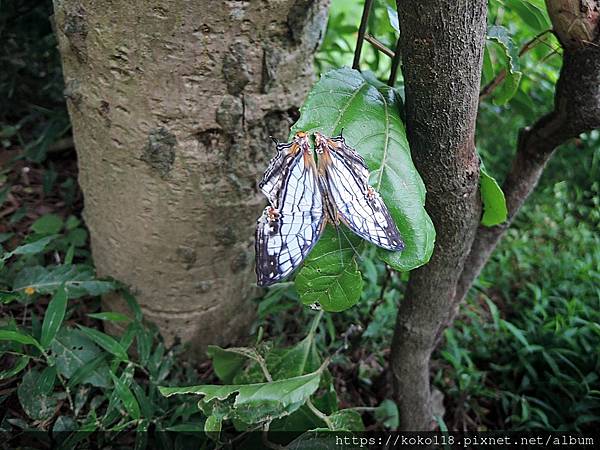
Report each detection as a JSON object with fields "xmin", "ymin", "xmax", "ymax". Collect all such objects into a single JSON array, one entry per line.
[
  {"xmin": 390, "ymin": 0, "xmax": 487, "ymax": 431},
  {"xmin": 448, "ymin": 0, "xmax": 600, "ymax": 331}
]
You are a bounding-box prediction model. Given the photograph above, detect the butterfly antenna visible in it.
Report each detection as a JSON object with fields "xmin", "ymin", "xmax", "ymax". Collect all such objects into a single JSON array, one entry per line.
[
  {"xmin": 270, "ymin": 136, "xmax": 279, "ymax": 145},
  {"xmin": 338, "ymin": 225, "xmax": 363, "ymax": 262}
]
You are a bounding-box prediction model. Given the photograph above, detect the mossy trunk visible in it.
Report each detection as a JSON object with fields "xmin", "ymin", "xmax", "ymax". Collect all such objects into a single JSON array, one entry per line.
[{"xmin": 52, "ymin": 0, "xmax": 329, "ymax": 357}]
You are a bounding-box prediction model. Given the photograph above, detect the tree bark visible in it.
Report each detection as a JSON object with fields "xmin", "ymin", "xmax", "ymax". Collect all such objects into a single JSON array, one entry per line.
[
  {"xmin": 390, "ymin": 0, "xmax": 487, "ymax": 430},
  {"xmin": 52, "ymin": 0, "xmax": 329, "ymax": 357}
]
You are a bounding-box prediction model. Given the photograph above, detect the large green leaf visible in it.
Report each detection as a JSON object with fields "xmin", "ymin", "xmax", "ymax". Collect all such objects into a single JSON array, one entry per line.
[
  {"xmin": 329, "ymin": 409, "xmax": 364, "ymax": 431},
  {"xmin": 206, "ymin": 346, "xmax": 248, "ymax": 384},
  {"xmin": 159, "ymin": 363, "xmax": 325, "ymax": 425},
  {"xmin": 295, "ymin": 227, "xmax": 363, "ymax": 312},
  {"xmin": 290, "ymin": 68, "xmax": 435, "ymax": 310},
  {"xmin": 12, "ymin": 264, "xmax": 115, "ymax": 298}
]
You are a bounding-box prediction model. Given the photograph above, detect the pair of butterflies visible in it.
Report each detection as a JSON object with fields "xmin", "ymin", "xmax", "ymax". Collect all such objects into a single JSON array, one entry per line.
[{"xmin": 255, "ymin": 131, "xmax": 404, "ymax": 286}]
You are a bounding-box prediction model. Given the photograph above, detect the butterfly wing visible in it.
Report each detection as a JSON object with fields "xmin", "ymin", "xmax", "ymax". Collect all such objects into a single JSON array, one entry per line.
[
  {"xmin": 315, "ymin": 132, "xmax": 404, "ymax": 251},
  {"xmin": 258, "ymin": 140, "xmax": 296, "ymax": 207},
  {"xmin": 255, "ymin": 135, "xmax": 325, "ymax": 286}
]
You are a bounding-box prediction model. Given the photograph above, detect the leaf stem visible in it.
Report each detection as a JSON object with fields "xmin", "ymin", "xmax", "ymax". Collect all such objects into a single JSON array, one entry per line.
[{"xmin": 306, "ymin": 398, "xmax": 334, "ymax": 430}]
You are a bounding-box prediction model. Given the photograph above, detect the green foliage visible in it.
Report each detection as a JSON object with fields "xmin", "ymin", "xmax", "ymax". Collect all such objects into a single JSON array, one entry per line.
[
  {"xmin": 0, "ymin": 216, "xmax": 206, "ymax": 447},
  {"xmin": 486, "ymin": 25, "xmax": 523, "ymax": 105},
  {"xmin": 159, "ymin": 311, "xmax": 383, "ymax": 445},
  {"xmin": 435, "ymin": 169, "xmax": 600, "ymax": 430},
  {"xmin": 0, "ymin": 1, "xmax": 70, "ymax": 162},
  {"xmin": 290, "ymin": 67, "xmax": 434, "ymax": 311},
  {"xmin": 480, "ymin": 164, "xmax": 508, "ymax": 227},
  {"xmin": 295, "ymin": 227, "xmax": 364, "ymax": 311}
]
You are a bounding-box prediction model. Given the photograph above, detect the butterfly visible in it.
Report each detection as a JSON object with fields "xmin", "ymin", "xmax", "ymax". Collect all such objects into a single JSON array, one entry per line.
[
  {"xmin": 314, "ymin": 131, "xmax": 405, "ymax": 252},
  {"xmin": 255, "ymin": 131, "xmax": 404, "ymax": 286},
  {"xmin": 255, "ymin": 132, "xmax": 326, "ymax": 286}
]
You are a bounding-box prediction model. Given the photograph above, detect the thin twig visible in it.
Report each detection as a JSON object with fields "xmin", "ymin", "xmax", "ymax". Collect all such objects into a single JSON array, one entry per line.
[
  {"xmin": 353, "ymin": 0, "xmax": 375, "ymax": 70},
  {"xmin": 364, "ymin": 34, "xmax": 395, "ymax": 58}
]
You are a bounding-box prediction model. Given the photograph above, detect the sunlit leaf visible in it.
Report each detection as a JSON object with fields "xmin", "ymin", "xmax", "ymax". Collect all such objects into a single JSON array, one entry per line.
[{"xmin": 480, "ymin": 164, "xmax": 508, "ymax": 227}]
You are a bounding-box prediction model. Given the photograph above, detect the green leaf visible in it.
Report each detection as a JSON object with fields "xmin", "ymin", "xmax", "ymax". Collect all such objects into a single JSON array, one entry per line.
[
  {"xmin": 109, "ymin": 371, "xmax": 141, "ymax": 419},
  {"xmin": 480, "ymin": 165, "xmax": 508, "ymax": 227},
  {"xmin": 487, "ymin": 26, "xmax": 523, "ymax": 105},
  {"xmin": 122, "ymin": 289, "xmax": 143, "ymax": 322},
  {"xmin": 12, "ymin": 264, "xmax": 115, "ymax": 298},
  {"xmin": 0, "ymin": 232, "xmax": 15, "ymax": 243},
  {"xmin": 18, "ymin": 369, "xmax": 58, "ymax": 421},
  {"xmin": 51, "ymin": 328, "xmax": 111, "ymax": 387},
  {"xmin": 329, "ymin": 409, "xmax": 364, "ymax": 431},
  {"xmin": 1, "ymin": 235, "xmax": 59, "ymax": 261},
  {"xmin": 287, "ymin": 429, "xmax": 355, "ymax": 450},
  {"xmin": 494, "ymin": 71, "xmax": 522, "ymax": 105},
  {"xmin": 159, "ymin": 363, "xmax": 326, "ymax": 425},
  {"xmin": 40, "ymin": 284, "xmax": 68, "ymax": 348},
  {"xmin": 207, "ymin": 345, "xmax": 251, "ymax": 384},
  {"xmin": 0, "ymin": 329, "xmax": 43, "ymax": 351},
  {"xmin": 482, "ymin": 43, "xmax": 495, "ymax": 85},
  {"xmin": 506, "ymin": 0, "xmax": 551, "ymax": 31},
  {"xmin": 31, "ymin": 214, "xmax": 64, "ymax": 235},
  {"xmin": 295, "ymin": 227, "xmax": 364, "ymax": 312},
  {"xmin": 386, "ymin": 5, "xmax": 399, "ymax": 33},
  {"xmin": 204, "ymin": 414, "xmax": 222, "ymax": 441},
  {"xmin": 374, "ymin": 399, "xmax": 399, "ymax": 428},
  {"xmin": 268, "ymin": 314, "xmax": 322, "ymax": 378},
  {"xmin": 87, "ymin": 312, "xmax": 130, "ymax": 322},
  {"xmin": 290, "ymin": 67, "xmax": 435, "ymax": 276},
  {"xmin": 77, "ymin": 325, "xmax": 129, "ymax": 361},
  {"xmin": 0, "ymin": 355, "xmax": 30, "ymax": 380},
  {"xmin": 0, "ymin": 291, "xmax": 20, "ymax": 304}
]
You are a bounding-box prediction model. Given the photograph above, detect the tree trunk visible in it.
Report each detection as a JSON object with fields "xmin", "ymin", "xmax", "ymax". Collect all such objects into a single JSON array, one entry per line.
[
  {"xmin": 390, "ymin": 0, "xmax": 487, "ymax": 430},
  {"xmin": 52, "ymin": 0, "xmax": 329, "ymax": 357}
]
